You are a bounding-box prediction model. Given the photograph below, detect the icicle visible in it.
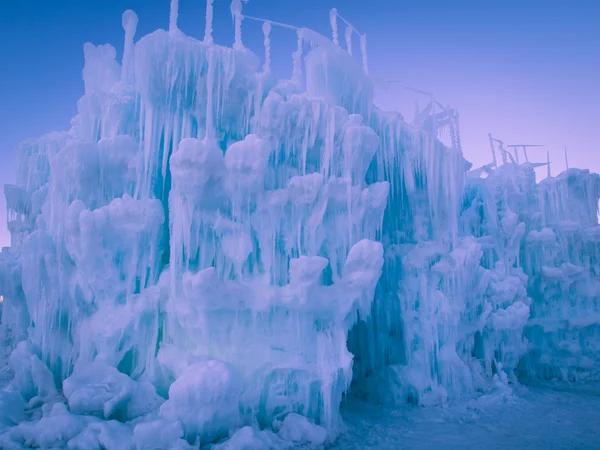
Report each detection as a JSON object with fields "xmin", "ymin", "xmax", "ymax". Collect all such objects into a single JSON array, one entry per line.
[
  {"xmin": 121, "ymin": 10, "xmax": 138, "ymax": 83},
  {"xmin": 330, "ymin": 9, "xmax": 339, "ymax": 46},
  {"xmin": 206, "ymin": 48, "xmax": 215, "ymax": 139},
  {"xmin": 204, "ymin": 0, "xmax": 215, "ymax": 44},
  {"xmin": 360, "ymin": 33, "xmax": 368, "ymax": 75},
  {"xmin": 231, "ymin": 0, "xmax": 246, "ymax": 50},
  {"xmin": 547, "ymin": 150, "xmax": 552, "ymax": 178},
  {"xmin": 169, "ymin": 0, "xmax": 179, "ymax": 32},
  {"xmin": 488, "ymin": 133, "xmax": 497, "ymax": 167},
  {"xmin": 292, "ymin": 29, "xmax": 304, "ymax": 84},
  {"xmin": 453, "ymin": 110, "xmax": 462, "ymax": 152},
  {"xmin": 499, "ymin": 140, "xmax": 507, "ymax": 165},
  {"xmin": 262, "ymin": 21, "xmax": 272, "ymax": 73},
  {"xmin": 345, "ymin": 25, "xmax": 352, "ymax": 55},
  {"xmin": 564, "ymin": 146, "xmax": 569, "ymax": 170}
]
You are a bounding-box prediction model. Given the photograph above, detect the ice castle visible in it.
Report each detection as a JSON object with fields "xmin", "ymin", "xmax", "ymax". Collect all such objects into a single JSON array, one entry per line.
[{"xmin": 1, "ymin": 1, "xmax": 599, "ymax": 448}]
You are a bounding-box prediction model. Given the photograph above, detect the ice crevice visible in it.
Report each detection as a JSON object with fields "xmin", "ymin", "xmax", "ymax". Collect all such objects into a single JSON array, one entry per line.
[{"xmin": 1, "ymin": 3, "xmax": 600, "ymax": 449}]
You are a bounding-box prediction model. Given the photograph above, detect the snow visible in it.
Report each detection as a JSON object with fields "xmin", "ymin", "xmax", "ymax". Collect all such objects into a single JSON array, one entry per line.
[
  {"xmin": 277, "ymin": 413, "xmax": 327, "ymax": 446},
  {"xmin": 1, "ymin": 2, "xmax": 599, "ymax": 449}
]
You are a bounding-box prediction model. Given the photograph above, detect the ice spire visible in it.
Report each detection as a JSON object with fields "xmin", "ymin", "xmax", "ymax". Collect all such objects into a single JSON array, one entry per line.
[
  {"xmin": 292, "ymin": 29, "xmax": 304, "ymax": 84},
  {"xmin": 169, "ymin": 0, "xmax": 179, "ymax": 32},
  {"xmin": 231, "ymin": 0, "xmax": 247, "ymax": 50},
  {"xmin": 345, "ymin": 25, "xmax": 352, "ymax": 55},
  {"xmin": 204, "ymin": 0, "xmax": 215, "ymax": 43},
  {"xmin": 330, "ymin": 8, "xmax": 339, "ymax": 46},
  {"xmin": 360, "ymin": 33, "xmax": 368, "ymax": 74},
  {"xmin": 262, "ymin": 21, "xmax": 272, "ymax": 73},
  {"xmin": 564, "ymin": 146, "xmax": 569, "ymax": 170},
  {"xmin": 121, "ymin": 10, "xmax": 138, "ymax": 83}
]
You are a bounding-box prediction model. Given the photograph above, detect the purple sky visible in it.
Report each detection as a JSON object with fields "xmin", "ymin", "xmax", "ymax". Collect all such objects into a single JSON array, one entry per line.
[{"xmin": 1, "ymin": 0, "xmax": 599, "ymax": 246}]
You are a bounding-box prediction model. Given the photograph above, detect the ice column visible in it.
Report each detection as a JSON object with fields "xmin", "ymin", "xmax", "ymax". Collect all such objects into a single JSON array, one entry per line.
[
  {"xmin": 345, "ymin": 25, "xmax": 353, "ymax": 55},
  {"xmin": 231, "ymin": 0, "xmax": 245, "ymax": 50},
  {"xmin": 121, "ymin": 10, "xmax": 138, "ymax": 83},
  {"xmin": 262, "ymin": 21, "xmax": 272, "ymax": 73},
  {"xmin": 205, "ymin": 49, "xmax": 215, "ymax": 139},
  {"xmin": 204, "ymin": 0, "xmax": 214, "ymax": 43},
  {"xmin": 360, "ymin": 33, "xmax": 368, "ymax": 74},
  {"xmin": 292, "ymin": 29, "xmax": 303, "ymax": 84},
  {"xmin": 169, "ymin": 0, "xmax": 179, "ymax": 32},
  {"xmin": 330, "ymin": 8, "xmax": 339, "ymax": 46}
]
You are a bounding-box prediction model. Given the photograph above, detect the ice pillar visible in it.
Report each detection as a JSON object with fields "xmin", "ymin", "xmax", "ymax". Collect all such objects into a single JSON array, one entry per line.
[
  {"xmin": 169, "ymin": 0, "xmax": 179, "ymax": 32},
  {"xmin": 262, "ymin": 21, "xmax": 272, "ymax": 73},
  {"xmin": 204, "ymin": 0, "xmax": 214, "ymax": 43},
  {"xmin": 330, "ymin": 8, "xmax": 339, "ymax": 46},
  {"xmin": 360, "ymin": 33, "xmax": 368, "ymax": 75},
  {"xmin": 292, "ymin": 29, "xmax": 304, "ymax": 84},
  {"xmin": 121, "ymin": 10, "xmax": 138, "ymax": 83},
  {"xmin": 231, "ymin": 0, "xmax": 245, "ymax": 50},
  {"xmin": 345, "ymin": 25, "xmax": 353, "ymax": 55}
]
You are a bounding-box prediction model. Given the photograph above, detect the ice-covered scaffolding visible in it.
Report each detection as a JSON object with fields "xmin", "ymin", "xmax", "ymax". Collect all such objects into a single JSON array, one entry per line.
[
  {"xmin": 329, "ymin": 8, "xmax": 369, "ymax": 74},
  {"xmin": 383, "ymin": 82, "xmax": 463, "ymax": 153},
  {"xmin": 507, "ymin": 143, "xmax": 545, "ymax": 165},
  {"xmin": 470, "ymin": 134, "xmax": 552, "ymax": 180},
  {"xmin": 0, "ymin": 1, "xmax": 599, "ymax": 449}
]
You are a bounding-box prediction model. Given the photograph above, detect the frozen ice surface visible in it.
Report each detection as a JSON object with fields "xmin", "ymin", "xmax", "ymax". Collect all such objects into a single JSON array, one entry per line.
[
  {"xmin": 1, "ymin": 2, "xmax": 599, "ymax": 449},
  {"xmin": 334, "ymin": 381, "xmax": 600, "ymax": 449}
]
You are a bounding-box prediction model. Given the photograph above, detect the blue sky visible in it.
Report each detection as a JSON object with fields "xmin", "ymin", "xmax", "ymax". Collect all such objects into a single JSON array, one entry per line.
[{"xmin": 0, "ymin": 0, "xmax": 599, "ymax": 246}]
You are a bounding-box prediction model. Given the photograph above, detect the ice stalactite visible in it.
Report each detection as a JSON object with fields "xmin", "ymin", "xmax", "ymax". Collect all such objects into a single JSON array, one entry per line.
[
  {"xmin": 345, "ymin": 25, "xmax": 353, "ymax": 55},
  {"xmin": 360, "ymin": 33, "xmax": 368, "ymax": 75},
  {"xmin": 330, "ymin": 8, "xmax": 339, "ymax": 46}
]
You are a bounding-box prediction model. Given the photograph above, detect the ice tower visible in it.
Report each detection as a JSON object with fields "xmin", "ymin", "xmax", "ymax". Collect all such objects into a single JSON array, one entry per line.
[{"xmin": 0, "ymin": 1, "xmax": 599, "ymax": 448}]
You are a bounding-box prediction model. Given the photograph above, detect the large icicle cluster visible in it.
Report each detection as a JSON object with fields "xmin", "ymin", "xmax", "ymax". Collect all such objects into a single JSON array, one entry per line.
[{"xmin": 1, "ymin": 4, "xmax": 599, "ymax": 449}]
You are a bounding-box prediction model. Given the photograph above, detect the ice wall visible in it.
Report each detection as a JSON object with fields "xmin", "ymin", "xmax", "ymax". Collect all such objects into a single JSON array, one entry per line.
[
  {"xmin": 0, "ymin": 4, "xmax": 599, "ymax": 449},
  {"xmin": 0, "ymin": 9, "xmax": 387, "ymax": 448},
  {"xmin": 519, "ymin": 169, "xmax": 600, "ymax": 381}
]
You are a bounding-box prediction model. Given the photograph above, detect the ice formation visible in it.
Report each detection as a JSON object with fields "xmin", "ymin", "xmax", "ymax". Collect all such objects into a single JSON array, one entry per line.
[{"xmin": 1, "ymin": 1, "xmax": 599, "ymax": 448}]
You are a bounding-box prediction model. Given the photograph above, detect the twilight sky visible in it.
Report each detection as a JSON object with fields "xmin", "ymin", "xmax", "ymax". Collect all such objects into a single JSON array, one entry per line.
[{"xmin": 0, "ymin": 0, "xmax": 599, "ymax": 246}]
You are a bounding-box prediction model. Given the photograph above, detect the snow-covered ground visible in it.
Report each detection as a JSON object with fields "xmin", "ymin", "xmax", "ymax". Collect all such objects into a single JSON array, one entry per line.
[{"xmin": 334, "ymin": 382, "xmax": 600, "ymax": 449}]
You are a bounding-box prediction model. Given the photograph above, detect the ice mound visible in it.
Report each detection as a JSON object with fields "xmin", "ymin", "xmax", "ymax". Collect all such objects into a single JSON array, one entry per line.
[
  {"xmin": 1, "ymin": 1, "xmax": 599, "ymax": 448},
  {"xmin": 63, "ymin": 362, "xmax": 163, "ymax": 420},
  {"xmin": 159, "ymin": 360, "xmax": 241, "ymax": 443}
]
